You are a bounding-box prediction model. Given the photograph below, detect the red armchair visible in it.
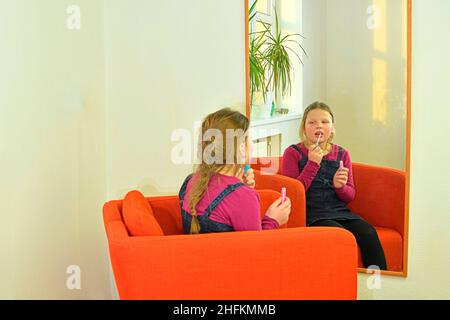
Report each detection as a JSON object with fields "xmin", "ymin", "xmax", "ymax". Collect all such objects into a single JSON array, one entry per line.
[
  {"xmin": 251, "ymin": 157, "xmax": 406, "ymax": 273},
  {"xmin": 103, "ymin": 189, "xmax": 358, "ymax": 299}
]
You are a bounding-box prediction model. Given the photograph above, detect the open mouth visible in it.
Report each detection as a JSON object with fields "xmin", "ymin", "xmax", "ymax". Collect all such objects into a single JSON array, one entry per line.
[{"xmin": 314, "ymin": 132, "xmax": 323, "ymax": 145}]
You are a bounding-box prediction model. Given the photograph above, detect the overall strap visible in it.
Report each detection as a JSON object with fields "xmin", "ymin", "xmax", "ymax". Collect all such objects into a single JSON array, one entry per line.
[
  {"xmin": 290, "ymin": 144, "xmax": 306, "ymax": 158},
  {"xmin": 178, "ymin": 174, "xmax": 193, "ymax": 201},
  {"xmin": 204, "ymin": 182, "xmax": 245, "ymax": 217}
]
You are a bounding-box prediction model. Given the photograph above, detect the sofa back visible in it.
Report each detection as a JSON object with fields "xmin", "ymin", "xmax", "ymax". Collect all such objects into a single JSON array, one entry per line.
[
  {"xmin": 349, "ymin": 163, "xmax": 405, "ymax": 236},
  {"xmin": 103, "ymin": 190, "xmax": 282, "ymax": 237}
]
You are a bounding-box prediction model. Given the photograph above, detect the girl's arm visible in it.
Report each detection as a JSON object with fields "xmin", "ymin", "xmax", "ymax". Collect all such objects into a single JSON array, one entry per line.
[
  {"xmin": 261, "ymin": 215, "xmax": 279, "ymax": 230},
  {"xmin": 334, "ymin": 150, "xmax": 356, "ymax": 203},
  {"xmin": 225, "ymin": 189, "xmax": 278, "ymax": 231},
  {"xmin": 282, "ymin": 146, "xmax": 320, "ymax": 191}
]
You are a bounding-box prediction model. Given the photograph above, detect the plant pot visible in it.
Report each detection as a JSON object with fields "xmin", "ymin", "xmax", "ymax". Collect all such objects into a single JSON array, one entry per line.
[
  {"xmin": 251, "ymin": 91, "xmax": 274, "ymax": 119},
  {"xmin": 273, "ymin": 93, "xmax": 290, "ymax": 115}
]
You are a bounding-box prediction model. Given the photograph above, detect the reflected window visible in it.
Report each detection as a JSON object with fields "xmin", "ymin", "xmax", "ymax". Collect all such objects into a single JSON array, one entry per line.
[{"xmin": 255, "ymin": 0, "xmax": 273, "ymax": 17}]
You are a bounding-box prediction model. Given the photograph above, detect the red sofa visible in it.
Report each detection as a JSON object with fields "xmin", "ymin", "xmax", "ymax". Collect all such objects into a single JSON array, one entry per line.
[
  {"xmin": 252, "ymin": 157, "xmax": 406, "ymax": 272},
  {"xmin": 103, "ymin": 189, "xmax": 358, "ymax": 300}
]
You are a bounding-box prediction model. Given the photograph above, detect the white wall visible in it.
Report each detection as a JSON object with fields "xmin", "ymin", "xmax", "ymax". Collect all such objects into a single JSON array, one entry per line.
[
  {"xmin": 0, "ymin": 0, "xmax": 246, "ymax": 300},
  {"xmin": 0, "ymin": 0, "xmax": 110, "ymax": 299},
  {"xmin": 104, "ymin": 0, "xmax": 246, "ymax": 199},
  {"xmin": 357, "ymin": 0, "xmax": 450, "ymax": 299},
  {"xmin": 301, "ymin": 0, "xmax": 406, "ymax": 169},
  {"xmin": 104, "ymin": 0, "xmax": 246, "ymax": 297},
  {"xmin": 326, "ymin": 0, "xmax": 407, "ymax": 170},
  {"xmin": 302, "ymin": 0, "xmax": 327, "ymax": 106}
]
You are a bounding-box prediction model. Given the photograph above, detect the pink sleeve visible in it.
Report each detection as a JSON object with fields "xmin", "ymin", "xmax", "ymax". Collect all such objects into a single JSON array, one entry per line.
[
  {"xmin": 225, "ymin": 188, "xmax": 278, "ymax": 231},
  {"xmin": 334, "ymin": 148, "xmax": 356, "ymax": 203},
  {"xmin": 282, "ymin": 146, "xmax": 320, "ymax": 191},
  {"xmin": 261, "ymin": 215, "xmax": 279, "ymax": 230}
]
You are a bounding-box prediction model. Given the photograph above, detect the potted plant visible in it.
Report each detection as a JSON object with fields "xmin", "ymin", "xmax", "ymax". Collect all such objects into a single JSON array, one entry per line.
[{"xmin": 259, "ymin": 7, "xmax": 306, "ymax": 114}]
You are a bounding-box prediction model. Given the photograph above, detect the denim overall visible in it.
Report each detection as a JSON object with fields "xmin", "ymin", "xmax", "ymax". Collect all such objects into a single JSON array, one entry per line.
[
  {"xmin": 291, "ymin": 144, "xmax": 363, "ymax": 226},
  {"xmin": 178, "ymin": 174, "xmax": 245, "ymax": 233}
]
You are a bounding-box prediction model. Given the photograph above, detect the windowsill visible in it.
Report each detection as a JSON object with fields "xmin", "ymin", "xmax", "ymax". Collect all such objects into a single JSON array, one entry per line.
[{"xmin": 250, "ymin": 112, "xmax": 302, "ymax": 128}]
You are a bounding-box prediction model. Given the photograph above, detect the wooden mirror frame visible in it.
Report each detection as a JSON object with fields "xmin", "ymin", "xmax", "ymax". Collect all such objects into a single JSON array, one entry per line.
[{"xmin": 244, "ymin": 0, "xmax": 412, "ymax": 277}]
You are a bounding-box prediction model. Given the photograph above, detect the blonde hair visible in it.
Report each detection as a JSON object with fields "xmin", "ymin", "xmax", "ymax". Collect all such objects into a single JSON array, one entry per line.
[
  {"xmin": 299, "ymin": 101, "xmax": 335, "ymax": 145},
  {"xmin": 187, "ymin": 108, "xmax": 250, "ymax": 234}
]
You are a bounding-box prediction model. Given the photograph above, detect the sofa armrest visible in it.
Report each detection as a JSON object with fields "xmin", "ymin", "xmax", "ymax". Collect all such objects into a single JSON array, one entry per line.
[
  {"xmin": 254, "ymin": 170, "xmax": 306, "ymax": 227},
  {"xmin": 349, "ymin": 163, "xmax": 405, "ymax": 236},
  {"xmin": 106, "ymin": 223, "xmax": 357, "ymax": 300}
]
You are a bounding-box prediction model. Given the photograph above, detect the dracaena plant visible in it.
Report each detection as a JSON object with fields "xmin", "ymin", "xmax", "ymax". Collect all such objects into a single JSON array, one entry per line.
[{"xmin": 260, "ymin": 7, "xmax": 306, "ymax": 104}]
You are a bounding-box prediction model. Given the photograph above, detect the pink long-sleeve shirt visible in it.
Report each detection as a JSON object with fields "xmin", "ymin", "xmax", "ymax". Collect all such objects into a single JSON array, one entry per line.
[
  {"xmin": 182, "ymin": 173, "xmax": 279, "ymax": 231},
  {"xmin": 282, "ymin": 143, "xmax": 356, "ymax": 203}
]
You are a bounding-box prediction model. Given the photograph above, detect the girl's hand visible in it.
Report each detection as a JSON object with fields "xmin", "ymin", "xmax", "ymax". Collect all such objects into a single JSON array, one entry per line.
[
  {"xmin": 266, "ymin": 197, "xmax": 291, "ymax": 226},
  {"xmin": 333, "ymin": 162, "xmax": 349, "ymax": 189},
  {"xmin": 308, "ymin": 144, "xmax": 323, "ymax": 164},
  {"xmin": 243, "ymin": 168, "xmax": 255, "ymax": 189}
]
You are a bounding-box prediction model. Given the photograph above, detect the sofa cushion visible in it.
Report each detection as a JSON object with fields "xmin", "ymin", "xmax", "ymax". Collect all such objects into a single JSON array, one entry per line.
[{"xmin": 122, "ymin": 190, "xmax": 164, "ymax": 236}]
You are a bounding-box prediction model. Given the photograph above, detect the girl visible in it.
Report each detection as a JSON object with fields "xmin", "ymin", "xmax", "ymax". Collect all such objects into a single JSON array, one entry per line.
[
  {"xmin": 282, "ymin": 101, "xmax": 387, "ymax": 270},
  {"xmin": 179, "ymin": 108, "xmax": 291, "ymax": 234}
]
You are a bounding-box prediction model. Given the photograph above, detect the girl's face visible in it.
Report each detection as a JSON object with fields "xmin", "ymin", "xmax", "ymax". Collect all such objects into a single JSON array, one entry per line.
[{"xmin": 304, "ymin": 109, "xmax": 334, "ymax": 145}]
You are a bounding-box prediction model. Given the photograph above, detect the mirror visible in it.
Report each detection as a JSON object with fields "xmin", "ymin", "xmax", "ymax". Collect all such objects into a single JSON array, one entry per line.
[{"xmin": 245, "ymin": 0, "xmax": 411, "ymax": 276}]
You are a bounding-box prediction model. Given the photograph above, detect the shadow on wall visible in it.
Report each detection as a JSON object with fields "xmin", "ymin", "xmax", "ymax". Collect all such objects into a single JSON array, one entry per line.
[{"xmin": 117, "ymin": 177, "xmax": 184, "ymax": 199}]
